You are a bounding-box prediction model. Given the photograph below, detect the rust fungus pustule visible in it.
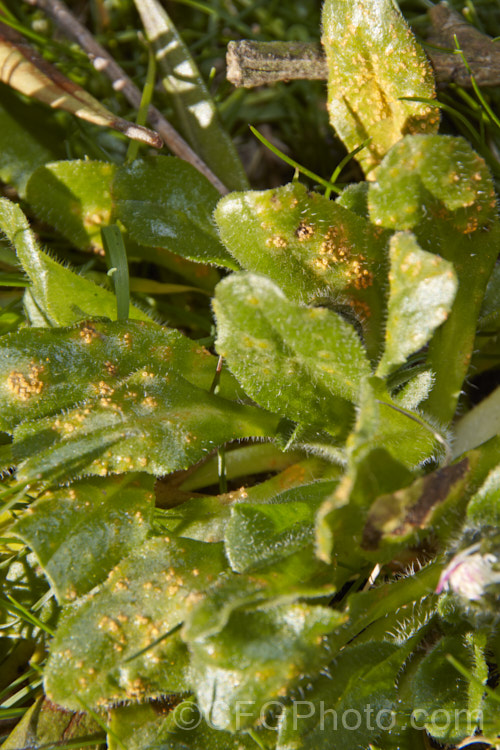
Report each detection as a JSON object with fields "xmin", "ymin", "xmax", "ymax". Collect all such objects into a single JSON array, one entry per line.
[
  {"xmin": 295, "ymin": 221, "xmax": 315, "ymax": 240},
  {"xmin": 266, "ymin": 234, "xmax": 288, "ymax": 249},
  {"xmin": 7, "ymin": 363, "xmax": 45, "ymax": 401},
  {"xmin": 104, "ymin": 360, "xmax": 118, "ymax": 376},
  {"xmin": 79, "ymin": 324, "xmax": 99, "ymax": 344}
]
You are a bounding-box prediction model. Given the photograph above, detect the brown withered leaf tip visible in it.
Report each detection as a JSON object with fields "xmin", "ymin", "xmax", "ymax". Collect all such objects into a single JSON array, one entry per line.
[{"xmin": 362, "ymin": 458, "xmax": 469, "ymax": 550}]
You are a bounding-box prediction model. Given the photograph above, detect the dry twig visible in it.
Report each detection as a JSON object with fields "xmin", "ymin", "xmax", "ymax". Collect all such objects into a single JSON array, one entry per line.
[{"xmin": 227, "ymin": 2, "xmax": 500, "ymax": 89}]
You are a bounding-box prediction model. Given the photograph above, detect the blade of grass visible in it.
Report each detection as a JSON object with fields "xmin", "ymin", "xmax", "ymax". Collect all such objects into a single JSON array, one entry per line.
[
  {"xmin": 0, "ymin": 707, "xmax": 27, "ymax": 719},
  {"xmin": 453, "ymin": 36, "xmax": 500, "ymax": 132},
  {"xmin": 123, "ymin": 622, "xmax": 182, "ymax": 664},
  {"xmin": 210, "ymin": 355, "xmax": 227, "ymax": 493},
  {"xmin": 0, "ymin": 274, "xmax": 29, "ymax": 286},
  {"xmin": 325, "ymin": 137, "xmax": 372, "ymax": 199},
  {"xmin": 0, "ymin": 667, "xmax": 39, "ymax": 703},
  {"xmin": 249, "ymin": 125, "xmax": 342, "ymax": 194},
  {"xmin": 134, "ymin": 0, "xmax": 248, "ymax": 191},
  {"xmin": 1, "ymin": 593, "xmax": 55, "ymax": 636},
  {"xmin": 126, "ymin": 37, "xmax": 156, "ymax": 164},
  {"xmin": 0, "ymin": 678, "xmax": 43, "ymax": 708},
  {"xmin": 101, "ymin": 225, "xmax": 130, "ymax": 321}
]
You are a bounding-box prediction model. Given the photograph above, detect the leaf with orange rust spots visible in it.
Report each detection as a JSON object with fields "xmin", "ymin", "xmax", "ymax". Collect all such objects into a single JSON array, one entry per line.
[{"xmin": 321, "ymin": 0, "xmax": 439, "ymax": 176}]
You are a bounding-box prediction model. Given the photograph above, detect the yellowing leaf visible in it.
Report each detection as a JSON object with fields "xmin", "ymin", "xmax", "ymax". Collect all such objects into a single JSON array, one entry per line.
[{"xmin": 321, "ymin": 0, "xmax": 439, "ymax": 176}]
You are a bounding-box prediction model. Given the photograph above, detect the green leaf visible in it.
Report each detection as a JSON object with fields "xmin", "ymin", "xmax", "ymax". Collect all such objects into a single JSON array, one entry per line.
[
  {"xmin": 44, "ymin": 537, "xmax": 228, "ymax": 710},
  {"xmin": 392, "ymin": 369, "xmax": 435, "ymax": 411},
  {"xmin": 0, "ymin": 318, "xmax": 278, "ymax": 482},
  {"xmin": 134, "ymin": 0, "xmax": 248, "ymax": 193},
  {"xmin": 26, "ymin": 160, "xmax": 116, "ymax": 253},
  {"xmin": 114, "ymin": 156, "xmax": 237, "ymax": 268},
  {"xmin": 337, "ymin": 182, "xmax": 369, "ymax": 218},
  {"xmin": 314, "ymin": 374, "xmax": 453, "ymax": 565},
  {"xmin": 12, "ymin": 474, "xmax": 154, "ymax": 603},
  {"xmin": 351, "ymin": 377, "xmax": 445, "ymax": 467},
  {"xmin": 277, "ymin": 641, "xmax": 408, "ymax": 750},
  {"xmin": 411, "ymin": 635, "xmax": 479, "ymax": 744},
  {"xmin": 467, "ymin": 462, "xmax": 500, "ymax": 527},
  {"xmin": 326, "ymin": 563, "xmax": 441, "ymax": 659},
  {"xmin": 0, "ymin": 318, "xmax": 240, "ymax": 432},
  {"xmin": 361, "ymin": 459, "xmax": 470, "ymax": 555},
  {"xmin": 109, "ymin": 699, "xmax": 259, "ymax": 750},
  {"xmin": 1, "ymin": 696, "xmax": 102, "ymax": 750},
  {"xmin": 0, "ymin": 197, "xmax": 150, "ymax": 325},
  {"xmin": 224, "ymin": 489, "xmax": 331, "ymax": 573},
  {"xmin": 0, "ymin": 86, "xmax": 64, "ymax": 197},
  {"xmin": 368, "ymin": 134, "xmax": 500, "ymax": 423},
  {"xmin": 315, "ymin": 446, "xmax": 414, "ymax": 571},
  {"xmin": 376, "ymin": 231, "xmax": 457, "ymax": 377},
  {"xmin": 183, "ymin": 545, "xmax": 338, "ymax": 642},
  {"xmin": 478, "ymin": 262, "xmax": 500, "ymax": 332},
  {"xmin": 102, "ymin": 224, "xmax": 130, "ymax": 320},
  {"xmin": 11, "ymin": 375, "xmax": 277, "ymax": 485},
  {"xmin": 453, "ymin": 385, "xmax": 500, "ymax": 458},
  {"xmin": 12, "ymin": 369, "xmax": 278, "ymax": 485},
  {"xmin": 321, "ymin": 0, "xmax": 439, "ymax": 176},
  {"xmin": 214, "ymin": 181, "xmax": 389, "ymax": 361},
  {"xmin": 190, "ymin": 603, "xmax": 345, "ymax": 731},
  {"xmin": 214, "ymin": 272, "xmax": 368, "ymax": 434},
  {"xmin": 161, "ymin": 463, "xmax": 333, "ymax": 544}
]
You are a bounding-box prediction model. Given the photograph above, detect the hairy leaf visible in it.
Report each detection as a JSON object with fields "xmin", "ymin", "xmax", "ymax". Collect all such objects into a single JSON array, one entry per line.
[
  {"xmin": 467, "ymin": 462, "xmax": 500, "ymax": 527},
  {"xmin": 361, "ymin": 459, "xmax": 469, "ymax": 554},
  {"xmin": 26, "ymin": 160, "xmax": 116, "ymax": 254},
  {"xmin": 277, "ymin": 641, "xmax": 408, "ymax": 749},
  {"xmin": 0, "ymin": 198, "xmax": 150, "ymax": 325},
  {"xmin": 377, "ymin": 231, "xmax": 457, "ymax": 377},
  {"xmin": 315, "ymin": 377, "xmax": 450, "ymax": 566},
  {"xmin": 26, "ymin": 158, "xmax": 222, "ymax": 288},
  {"xmin": 0, "ymin": 318, "xmax": 239, "ymax": 431},
  {"xmin": 0, "ymin": 318, "xmax": 277, "ymax": 482},
  {"xmin": 214, "ymin": 272, "xmax": 370, "ymax": 434},
  {"xmin": 113, "ymin": 156, "xmax": 236, "ymax": 268},
  {"xmin": 321, "ymin": 0, "xmax": 439, "ymax": 176},
  {"xmin": 44, "ymin": 537, "xmax": 228, "ymax": 709},
  {"xmin": 316, "ymin": 446, "xmax": 414, "ymax": 572},
  {"xmin": 12, "ymin": 474, "xmax": 155, "ymax": 603},
  {"xmin": 411, "ymin": 636, "xmax": 478, "ymax": 744},
  {"xmin": 190, "ymin": 603, "xmax": 345, "ymax": 730},
  {"xmin": 183, "ymin": 545, "xmax": 338, "ymax": 642},
  {"xmin": 12, "ymin": 370, "xmax": 278, "ymax": 484},
  {"xmin": 109, "ymin": 699, "xmax": 259, "ymax": 750},
  {"xmin": 214, "ymin": 181, "xmax": 389, "ymax": 361},
  {"xmin": 369, "ymin": 134, "xmax": 500, "ymax": 423},
  {"xmin": 160, "ymin": 465, "xmax": 334, "ymax": 544},
  {"xmin": 225, "ymin": 489, "xmax": 330, "ymax": 573},
  {"xmin": 0, "ymin": 86, "xmax": 64, "ymax": 197}
]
